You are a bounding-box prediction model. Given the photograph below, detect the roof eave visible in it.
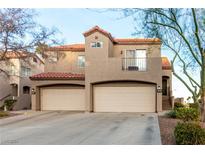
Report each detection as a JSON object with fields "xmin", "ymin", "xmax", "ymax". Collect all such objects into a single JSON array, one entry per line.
[
  {"xmin": 83, "ymin": 29, "xmax": 114, "ymax": 42},
  {"xmin": 45, "ymin": 48, "xmax": 85, "ymax": 52},
  {"xmin": 114, "ymin": 42, "xmax": 162, "ymax": 45},
  {"xmin": 162, "ymin": 67, "xmax": 172, "ymax": 70},
  {"xmin": 29, "ymin": 77, "xmax": 85, "ymax": 81}
]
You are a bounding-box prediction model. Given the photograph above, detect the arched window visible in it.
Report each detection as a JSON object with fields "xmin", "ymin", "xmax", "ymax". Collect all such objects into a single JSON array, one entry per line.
[{"xmin": 23, "ymin": 86, "xmax": 30, "ymax": 94}]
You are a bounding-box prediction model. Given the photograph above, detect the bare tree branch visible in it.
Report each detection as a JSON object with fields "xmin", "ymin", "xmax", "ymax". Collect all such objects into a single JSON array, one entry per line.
[
  {"xmin": 147, "ymin": 20, "xmax": 202, "ymax": 66},
  {"xmin": 117, "ymin": 8, "xmax": 205, "ymax": 120},
  {"xmin": 0, "ymin": 8, "xmax": 61, "ymax": 76},
  {"xmin": 165, "ymin": 42, "xmax": 200, "ymax": 88},
  {"xmin": 192, "ymin": 8, "xmax": 203, "ymax": 55}
]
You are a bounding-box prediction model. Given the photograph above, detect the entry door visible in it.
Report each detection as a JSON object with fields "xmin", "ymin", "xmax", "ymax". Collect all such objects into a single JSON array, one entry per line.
[{"xmin": 162, "ymin": 79, "xmax": 168, "ymax": 95}]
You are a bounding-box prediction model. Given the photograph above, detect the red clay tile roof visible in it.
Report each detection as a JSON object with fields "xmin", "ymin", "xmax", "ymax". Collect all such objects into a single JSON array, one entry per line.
[
  {"xmin": 0, "ymin": 51, "xmax": 44, "ymax": 64},
  {"xmin": 0, "ymin": 51, "xmax": 31, "ymax": 59},
  {"xmin": 47, "ymin": 44, "xmax": 85, "ymax": 52},
  {"xmin": 162, "ymin": 57, "xmax": 171, "ymax": 70},
  {"xmin": 83, "ymin": 26, "xmax": 161, "ymax": 45},
  {"xmin": 114, "ymin": 38, "xmax": 161, "ymax": 45},
  {"xmin": 83, "ymin": 26, "xmax": 114, "ymax": 42},
  {"xmin": 30, "ymin": 72, "xmax": 85, "ymax": 80},
  {"xmin": 47, "ymin": 40, "xmax": 161, "ymax": 51},
  {"xmin": 46, "ymin": 26, "xmax": 161, "ymax": 52}
]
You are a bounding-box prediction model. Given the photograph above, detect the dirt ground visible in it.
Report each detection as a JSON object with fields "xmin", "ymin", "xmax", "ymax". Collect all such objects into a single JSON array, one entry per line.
[{"xmin": 158, "ymin": 116, "xmax": 180, "ymax": 145}]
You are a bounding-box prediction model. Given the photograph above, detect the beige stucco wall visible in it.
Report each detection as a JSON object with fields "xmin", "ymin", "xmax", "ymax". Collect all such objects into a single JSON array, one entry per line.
[
  {"xmin": 0, "ymin": 74, "xmax": 11, "ymax": 107},
  {"xmin": 84, "ymin": 31, "xmax": 162, "ymax": 112},
  {"xmin": 44, "ymin": 51, "xmax": 85, "ymax": 74},
  {"xmin": 14, "ymin": 77, "xmax": 31, "ymax": 110},
  {"xmin": 12, "ymin": 57, "xmax": 44, "ymax": 110},
  {"xmin": 31, "ymin": 31, "xmax": 170, "ymax": 113},
  {"xmin": 0, "ymin": 59, "xmax": 20, "ymax": 108},
  {"xmin": 0, "ymin": 56, "xmax": 44, "ymax": 110},
  {"xmin": 113, "ymin": 44, "xmax": 161, "ymax": 58},
  {"xmin": 162, "ymin": 69, "xmax": 173, "ymax": 96}
]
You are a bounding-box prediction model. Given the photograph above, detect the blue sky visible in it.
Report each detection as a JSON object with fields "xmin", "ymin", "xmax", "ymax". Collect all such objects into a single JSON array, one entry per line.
[
  {"xmin": 36, "ymin": 8, "xmax": 172, "ymax": 57},
  {"xmin": 35, "ymin": 8, "xmax": 191, "ymax": 100},
  {"xmin": 36, "ymin": 9, "xmax": 135, "ymax": 43}
]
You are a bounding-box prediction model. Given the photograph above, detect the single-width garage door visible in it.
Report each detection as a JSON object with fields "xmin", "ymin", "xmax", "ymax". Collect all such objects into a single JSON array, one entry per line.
[
  {"xmin": 93, "ymin": 85, "xmax": 156, "ymax": 112},
  {"xmin": 41, "ymin": 87, "xmax": 85, "ymax": 111}
]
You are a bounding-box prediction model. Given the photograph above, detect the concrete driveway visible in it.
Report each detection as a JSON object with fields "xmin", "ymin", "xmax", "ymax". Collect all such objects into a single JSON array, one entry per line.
[{"xmin": 0, "ymin": 111, "xmax": 161, "ymax": 145}]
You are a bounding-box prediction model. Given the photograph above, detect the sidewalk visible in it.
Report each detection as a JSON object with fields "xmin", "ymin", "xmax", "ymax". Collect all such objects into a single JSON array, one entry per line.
[{"xmin": 0, "ymin": 110, "xmax": 55, "ymax": 126}]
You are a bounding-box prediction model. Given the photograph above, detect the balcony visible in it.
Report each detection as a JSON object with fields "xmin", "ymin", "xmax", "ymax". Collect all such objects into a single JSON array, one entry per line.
[
  {"xmin": 122, "ymin": 58, "xmax": 147, "ymax": 71},
  {"xmin": 87, "ymin": 56, "xmax": 162, "ymax": 84}
]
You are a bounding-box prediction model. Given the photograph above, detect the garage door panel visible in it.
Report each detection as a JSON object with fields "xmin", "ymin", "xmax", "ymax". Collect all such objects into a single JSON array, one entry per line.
[
  {"xmin": 41, "ymin": 88, "xmax": 85, "ymax": 111},
  {"xmin": 94, "ymin": 86, "xmax": 155, "ymax": 112}
]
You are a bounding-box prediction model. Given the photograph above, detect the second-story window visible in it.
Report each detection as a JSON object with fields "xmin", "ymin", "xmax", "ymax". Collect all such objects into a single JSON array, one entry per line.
[
  {"xmin": 77, "ymin": 55, "xmax": 85, "ymax": 68},
  {"xmin": 124, "ymin": 49, "xmax": 147, "ymax": 71},
  {"xmin": 21, "ymin": 66, "xmax": 31, "ymax": 77},
  {"xmin": 90, "ymin": 41, "xmax": 103, "ymax": 48},
  {"xmin": 48, "ymin": 51, "xmax": 58, "ymax": 63},
  {"xmin": 9, "ymin": 64, "xmax": 16, "ymax": 75}
]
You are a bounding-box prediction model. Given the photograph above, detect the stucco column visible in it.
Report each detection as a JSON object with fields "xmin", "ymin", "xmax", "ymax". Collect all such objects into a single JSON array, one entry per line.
[
  {"xmin": 85, "ymin": 82, "xmax": 92, "ymax": 112},
  {"xmin": 156, "ymin": 79, "xmax": 162, "ymax": 112},
  {"xmin": 157, "ymin": 92, "xmax": 162, "ymax": 112},
  {"xmin": 32, "ymin": 86, "xmax": 40, "ymax": 111},
  {"xmin": 31, "ymin": 94, "xmax": 36, "ymax": 110},
  {"xmin": 31, "ymin": 85, "xmax": 37, "ymax": 110}
]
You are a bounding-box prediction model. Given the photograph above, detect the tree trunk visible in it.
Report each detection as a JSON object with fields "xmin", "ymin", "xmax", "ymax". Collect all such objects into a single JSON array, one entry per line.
[
  {"xmin": 201, "ymin": 86, "xmax": 205, "ymax": 121},
  {"xmin": 201, "ymin": 54, "xmax": 205, "ymax": 122}
]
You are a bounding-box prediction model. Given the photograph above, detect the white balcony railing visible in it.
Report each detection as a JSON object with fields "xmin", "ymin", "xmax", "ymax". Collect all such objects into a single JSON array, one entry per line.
[{"xmin": 122, "ymin": 58, "xmax": 147, "ymax": 71}]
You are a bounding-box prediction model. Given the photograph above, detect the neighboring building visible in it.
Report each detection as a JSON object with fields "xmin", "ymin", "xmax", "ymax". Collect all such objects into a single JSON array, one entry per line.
[
  {"xmin": 0, "ymin": 51, "xmax": 44, "ymax": 110},
  {"xmin": 30, "ymin": 26, "xmax": 172, "ymax": 112}
]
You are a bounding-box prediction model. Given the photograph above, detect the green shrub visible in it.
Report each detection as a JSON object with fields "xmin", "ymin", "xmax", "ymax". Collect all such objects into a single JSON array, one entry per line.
[
  {"xmin": 174, "ymin": 102, "xmax": 185, "ymax": 109},
  {"xmin": 166, "ymin": 110, "xmax": 177, "ymax": 118},
  {"xmin": 4, "ymin": 99, "xmax": 16, "ymax": 111},
  {"xmin": 0, "ymin": 111, "xmax": 9, "ymax": 117},
  {"xmin": 189, "ymin": 103, "xmax": 199, "ymax": 109},
  {"xmin": 175, "ymin": 107, "xmax": 199, "ymax": 122},
  {"xmin": 174, "ymin": 122, "xmax": 205, "ymax": 145}
]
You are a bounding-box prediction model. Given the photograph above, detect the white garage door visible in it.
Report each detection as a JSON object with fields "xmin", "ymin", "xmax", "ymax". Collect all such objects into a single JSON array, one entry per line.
[
  {"xmin": 41, "ymin": 87, "xmax": 85, "ymax": 111},
  {"xmin": 94, "ymin": 85, "xmax": 155, "ymax": 112}
]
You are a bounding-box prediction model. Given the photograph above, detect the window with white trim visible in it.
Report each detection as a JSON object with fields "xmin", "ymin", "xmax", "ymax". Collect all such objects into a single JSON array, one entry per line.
[
  {"xmin": 21, "ymin": 66, "xmax": 31, "ymax": 77},
  {"xmin": 48, "ymin": 51, "xmax": 58, "ymax": 62},
  {"xmin": 9, "ymin": 64, "xmax": 17, "ymax": 75},
  {"xmin": 77, "ymin": 55, "xmax": 85, "ymax": 68},
  {"xmin": 124, "ymin": 49, "xmax": 147, "ymax": 71},
  {"xmin": 90, "ymin": 41, "xmax": 103, "ymax": 48}
]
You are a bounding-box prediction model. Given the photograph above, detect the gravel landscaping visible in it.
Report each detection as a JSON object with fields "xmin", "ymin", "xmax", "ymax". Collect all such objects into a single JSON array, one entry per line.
[{"xmin": 158, "ymin": 115, "xmax": 180, "ymax": 145}]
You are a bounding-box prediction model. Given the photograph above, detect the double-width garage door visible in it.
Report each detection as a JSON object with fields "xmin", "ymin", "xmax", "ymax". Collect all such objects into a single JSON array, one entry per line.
[
  {"xmin": 41, "ymin": 87, "xmax": 85, "ymax": 111},
  {"xmin": 93, "ymin": 84, "xmax": 156, "ymax": 112}
]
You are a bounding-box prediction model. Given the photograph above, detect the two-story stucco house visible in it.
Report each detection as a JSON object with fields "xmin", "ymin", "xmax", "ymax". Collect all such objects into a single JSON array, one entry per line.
[
  {"xmin": 0, "ymin": 51, "xmax": 44, "ymax": 110},
  {"xmin": 30, "ymin": 26, "xmax": 172, "ymax": 112}
]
